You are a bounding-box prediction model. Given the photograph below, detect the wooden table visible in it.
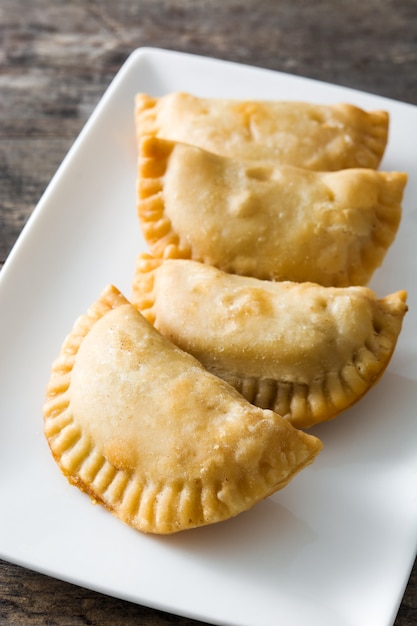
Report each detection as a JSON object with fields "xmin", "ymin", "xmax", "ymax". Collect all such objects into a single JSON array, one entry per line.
[{"xmin": 1, "ymin": 1, "xmax": 416, "ymax": 624}]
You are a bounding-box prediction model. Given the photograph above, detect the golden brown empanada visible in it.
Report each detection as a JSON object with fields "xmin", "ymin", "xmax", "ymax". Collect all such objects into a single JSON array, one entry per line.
[
  {"xmin": 137, "ymin": 136, "xmax": 407, "ymax": 287},
  {"xmin": 132, "ymin": 256, "xmax": 408, "ymax": 429},
  {"xmin": 135, "ymin": 92, "xmax": 389, "ymax": 170},
  {"xmin": 43, "ymin": 285, "xmax": 322, "ymax": 534}
]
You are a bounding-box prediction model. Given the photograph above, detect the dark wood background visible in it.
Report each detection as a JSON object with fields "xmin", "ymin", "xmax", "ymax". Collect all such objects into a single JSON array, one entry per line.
[{"xmin": 1, "ymin": 1, "xmax": 416, "ymax": 624}]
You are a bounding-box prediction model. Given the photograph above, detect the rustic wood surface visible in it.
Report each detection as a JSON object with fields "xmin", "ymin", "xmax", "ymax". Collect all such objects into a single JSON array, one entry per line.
[{"xmin": 1, "ymin": 1, "xmax": 416, "ymax": 624}]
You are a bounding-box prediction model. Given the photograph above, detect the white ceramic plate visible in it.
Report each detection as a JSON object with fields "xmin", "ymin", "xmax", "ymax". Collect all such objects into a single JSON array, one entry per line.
[{"xmin": 0, "ymin": 48, "xmax": 416, "ymax": 626}]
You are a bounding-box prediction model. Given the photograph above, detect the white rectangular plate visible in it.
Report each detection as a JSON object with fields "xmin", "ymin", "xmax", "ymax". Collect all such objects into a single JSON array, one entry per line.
[{"xmin": 0, "ymin": 48, "xmax": 416, "ymax": 626}]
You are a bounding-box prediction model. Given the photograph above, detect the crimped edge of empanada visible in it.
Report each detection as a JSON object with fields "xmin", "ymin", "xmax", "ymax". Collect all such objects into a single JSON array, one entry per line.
[
  {"xmin": 137, "ymin": 135, "xmax": 192, "ymax": 259},
  {"xmin": 132, "ymin": 254, "xmax": 408, "ymax": 429},
  {"xmin": 320, "ymin": 168, "xmax": 407, "ymax": 286},
  {"xmin": 43, "ymin": 287, "xmax": 134, "ymax": 513},
  {"xmin": 217, "ymin": 286, "xmax": 407, "ymax": 427},
  {"xmin": 44, "ymin": 285, "xmax": 322, "ymax": 533},
  {"xmin": 134, "ymin": 93, "xmax": 389, "ymax": 170}
]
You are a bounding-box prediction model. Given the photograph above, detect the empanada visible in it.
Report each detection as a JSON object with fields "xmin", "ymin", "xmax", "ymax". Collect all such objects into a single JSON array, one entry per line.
[
  {"xmin": 43, "ymin": 285, "xmax": 322, "ymax": 534},
  {"xmin": 132, "ymin": 256, "xmax": 408, "ymax": 429},
  {"xmin": 137, "ymin": 136, "xmax": 406, "ymax": 287},
  {"xmin": 135, "ymin": 92, "xmax": 389, "ymax": 170}
]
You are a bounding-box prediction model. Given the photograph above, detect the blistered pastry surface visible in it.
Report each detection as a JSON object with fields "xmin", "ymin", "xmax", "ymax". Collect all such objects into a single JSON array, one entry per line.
[{"xmin": 44, "ymin": 286, "xmax": 322, "ymax": 533}]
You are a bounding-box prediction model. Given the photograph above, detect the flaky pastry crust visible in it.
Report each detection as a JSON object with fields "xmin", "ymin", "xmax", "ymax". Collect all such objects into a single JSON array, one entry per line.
[
  {"xmin": 136, "ymin": 136, "xmax": 406, "ymax": 287},
  {"xmin": 135, "ymin": 92, "xmax": 389, "ymax": 170},
  {"xmin": 43, "ymin": 285, "xmax": 322, "ymax": 533},
  {"xmin": 132, "ymin": 257, "xmax": 408, "ymax": 428}
]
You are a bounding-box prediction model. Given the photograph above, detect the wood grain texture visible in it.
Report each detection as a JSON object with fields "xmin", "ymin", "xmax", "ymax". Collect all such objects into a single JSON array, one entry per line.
[{"xmin": 0, "ymin": 0, "xmax": 416, "ymax": 624}]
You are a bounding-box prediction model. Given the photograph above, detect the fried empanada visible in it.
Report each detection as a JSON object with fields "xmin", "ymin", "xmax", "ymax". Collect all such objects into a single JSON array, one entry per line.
[
  {"xmin": 132, "ymin": 256, "xmax": 408, "ymax": 429},
  {"xmin": 135, "ymin": 92, "xmax": 389, "ymax": 170},
  {"xmin": 43, "ymin": 285, "xmax": 322, "ymax": 534},
  {"xmin": 137, "ymin": 136, "xmax": 406, "ymax": 287}
]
